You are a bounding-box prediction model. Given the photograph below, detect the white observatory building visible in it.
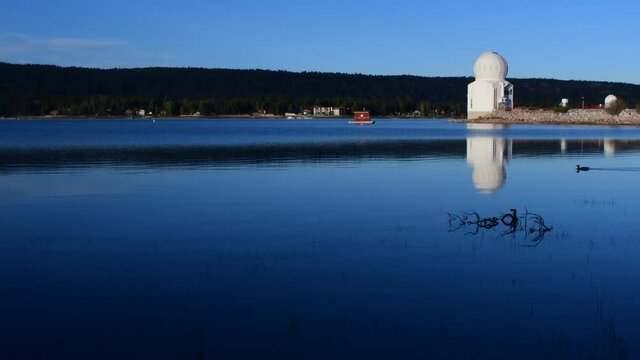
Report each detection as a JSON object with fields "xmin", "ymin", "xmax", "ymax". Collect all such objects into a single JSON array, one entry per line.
[
  {"xmin": 467, "ymin": 52, "xmax": 513, "ymax": 119},
  {"xmin": 604, "ymin": 94, "xmax": 618, "ymax": 109}
]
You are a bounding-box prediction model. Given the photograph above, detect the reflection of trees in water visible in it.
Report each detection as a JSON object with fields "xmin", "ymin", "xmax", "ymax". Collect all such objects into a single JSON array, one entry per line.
[{"xmin": 448, "ymin": 208, "xmax": 552, "ymax": 246}]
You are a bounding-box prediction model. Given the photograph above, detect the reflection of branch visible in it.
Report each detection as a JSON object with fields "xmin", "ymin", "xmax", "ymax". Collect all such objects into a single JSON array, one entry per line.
[
  {"xmin": 448, "ymin": 208, "xmax": 553, "ymax": 246},
  {"xmin": 447, "ymin": 212, "xmax": 468, "ymax": 232},
  {"xmin": 521, "ymin": 209, "xmax": 553, "ymax": 246}
]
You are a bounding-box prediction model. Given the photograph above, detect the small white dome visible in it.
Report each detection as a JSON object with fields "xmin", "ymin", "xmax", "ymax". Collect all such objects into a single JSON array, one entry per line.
[
  {"xmin": 473, "ymin": 51, "xmax": 508, "ymax": 80},
  {"xmin": 604, "ymin": 94, "xmax": 618, "ymax": 108}
]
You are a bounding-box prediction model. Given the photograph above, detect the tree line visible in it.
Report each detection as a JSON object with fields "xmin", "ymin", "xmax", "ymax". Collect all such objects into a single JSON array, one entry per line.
[{"xmin": 0, "ymin": 62, "xmax": 639, "ymax": 117}]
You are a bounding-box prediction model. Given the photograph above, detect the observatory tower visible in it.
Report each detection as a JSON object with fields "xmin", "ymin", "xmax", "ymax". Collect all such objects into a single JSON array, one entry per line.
[{"xmin": 467, "ymin": 52, "xmax": 513, "ymax": 119}]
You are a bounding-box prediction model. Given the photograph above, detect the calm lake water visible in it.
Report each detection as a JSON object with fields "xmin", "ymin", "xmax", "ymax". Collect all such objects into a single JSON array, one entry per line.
[{"xmin": 2, "ymin": 119, "xmax": 640, "ymax": 359}]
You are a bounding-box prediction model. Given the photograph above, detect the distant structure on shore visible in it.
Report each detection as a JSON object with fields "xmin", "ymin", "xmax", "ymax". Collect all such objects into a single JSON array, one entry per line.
[
  {"xmin": 604, "ymin": 94, "xmax": 618, "ymax": 109},
  {"xmin": 313, "ymin": 106, "xmax": 340, "ymax": 116},
  {"xmin": 467, "ymin": 52, "xmax": 513, "ymax": 120}
]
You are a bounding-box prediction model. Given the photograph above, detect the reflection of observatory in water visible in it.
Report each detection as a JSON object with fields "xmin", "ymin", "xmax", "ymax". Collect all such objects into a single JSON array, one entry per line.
[
  {"xmin": 560, "ymin": 138, "xmax": 617, "ymax": 156},
  {"xmin": 467, "ymin": 128, "xmax": 625, "ymax": 194},
  {"xmin": 466, "ymin": 124, "xmax": 512, "ymax": 194}
]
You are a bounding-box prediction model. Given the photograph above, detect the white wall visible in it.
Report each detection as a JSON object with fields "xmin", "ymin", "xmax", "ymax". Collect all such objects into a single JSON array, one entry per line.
[{"xmin": 467, "ymin": 80, "xmax": 513, "ymax": 119}]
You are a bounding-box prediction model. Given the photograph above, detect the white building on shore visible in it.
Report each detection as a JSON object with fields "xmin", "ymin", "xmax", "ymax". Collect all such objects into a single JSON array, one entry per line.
[
  {"xmin": 313, "ymin": 106, "xmax": 340, "ymax": 116},
  {"xmin": 604, "ymin": 94, "xmax": 618, "ymax": 109},
  {"xmin": 467, "ymin": 52, "xmax": 513, "ymax": 119}
]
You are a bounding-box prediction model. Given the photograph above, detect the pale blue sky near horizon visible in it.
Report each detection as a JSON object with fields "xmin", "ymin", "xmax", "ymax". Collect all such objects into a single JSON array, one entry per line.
[{"xmin": 1, "ymin": 0, "xmax": 639, "ymax": 83}]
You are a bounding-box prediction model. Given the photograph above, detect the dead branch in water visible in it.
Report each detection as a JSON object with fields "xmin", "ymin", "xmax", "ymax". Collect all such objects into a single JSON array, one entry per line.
[{"xmin": 448, "ymin": 208, "xmax": 552, "ymax": 246}]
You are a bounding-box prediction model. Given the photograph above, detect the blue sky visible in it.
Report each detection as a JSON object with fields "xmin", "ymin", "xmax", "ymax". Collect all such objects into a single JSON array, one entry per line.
[{"xmin": 1, "ymin": 0, "xmax": 639, "ymax": 83}]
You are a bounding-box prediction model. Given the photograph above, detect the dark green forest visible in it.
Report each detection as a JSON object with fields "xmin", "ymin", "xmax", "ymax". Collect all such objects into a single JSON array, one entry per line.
[{"xmin": 1, "ymin": 62, "xmax": 639, "ymax": 117}]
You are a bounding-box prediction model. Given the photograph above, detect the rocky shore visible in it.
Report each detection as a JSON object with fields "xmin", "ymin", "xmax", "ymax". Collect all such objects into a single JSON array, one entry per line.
[{"xmin": 455, "ymin": 108, "xmax": 640, "ymax": 126}]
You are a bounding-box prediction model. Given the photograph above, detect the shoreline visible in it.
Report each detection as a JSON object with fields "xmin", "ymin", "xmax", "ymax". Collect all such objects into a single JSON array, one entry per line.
[
  {"xmin": 450, "ymin": 108, "xmax": 640, "ymax": 126},
  {"xmin": 0, "ymin": 115, "xmax": 452, "ymax": 120},
  {"xmin": 5, "ymin": 108, "xmax": 640, "ymax": 126},
  {"xmin": 452, "ymin": 118, "xmax": 640, "ymax": 126}
]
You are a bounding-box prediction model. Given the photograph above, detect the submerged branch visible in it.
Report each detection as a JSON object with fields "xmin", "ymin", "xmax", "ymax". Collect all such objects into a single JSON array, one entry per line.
[{"xmin": 447, "ymin": 208, "xmax": 553, "ymax": 246}]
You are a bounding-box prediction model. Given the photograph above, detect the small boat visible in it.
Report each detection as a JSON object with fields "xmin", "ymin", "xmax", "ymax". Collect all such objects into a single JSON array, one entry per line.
[{"xmin": 349, "ymin": 111, "xmax": 375, "ymax": 125}]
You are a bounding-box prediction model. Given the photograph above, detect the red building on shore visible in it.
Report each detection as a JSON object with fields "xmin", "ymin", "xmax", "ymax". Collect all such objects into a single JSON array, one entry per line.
[{"xmin": 350, "ymin": 111, "xmax": 375, "ymax": 125}]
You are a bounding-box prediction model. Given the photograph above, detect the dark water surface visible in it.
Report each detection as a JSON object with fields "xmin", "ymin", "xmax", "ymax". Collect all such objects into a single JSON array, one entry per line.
[{"xmin": 1, "ymin": 119, "xmax": 640, "ymax": 359}]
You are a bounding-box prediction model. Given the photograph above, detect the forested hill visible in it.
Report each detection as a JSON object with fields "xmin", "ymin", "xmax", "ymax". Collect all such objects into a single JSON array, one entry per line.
[{"xmin": 1, "ymin": 62, "xmax": 639, "ymax": 117}]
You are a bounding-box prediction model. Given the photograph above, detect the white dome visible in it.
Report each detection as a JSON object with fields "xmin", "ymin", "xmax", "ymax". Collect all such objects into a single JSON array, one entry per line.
[
  {"xmin": 473, "ymin": 51, "xmax": 508, "ymax": 80},
  {"xmin": 604, "ymin": 94, "xmax": 618, "ymax": 108}
]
